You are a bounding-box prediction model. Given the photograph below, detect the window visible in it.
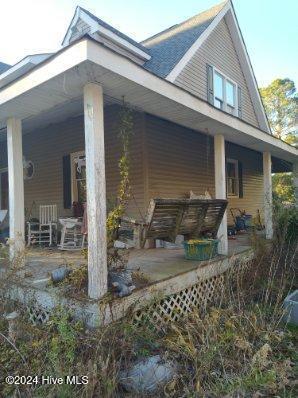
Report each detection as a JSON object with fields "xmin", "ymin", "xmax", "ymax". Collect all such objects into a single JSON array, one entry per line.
[
  {"xmin": 226, "ymin": 159, "xmax": 239, "ymax": 197},
  {"xmin": 0, "ymin": 170, "xmax": 8, "ymax": 209},
  {"xmin": 213, "ymin": 68, "xmax": 237, "ymax": 116},
  {"xmin": 214, "ymin": 72, "xmax": 224, "ymax": 109},
  {"xmin": 71, "ymin": 151, "xmax": 86, "ymax": 203}
]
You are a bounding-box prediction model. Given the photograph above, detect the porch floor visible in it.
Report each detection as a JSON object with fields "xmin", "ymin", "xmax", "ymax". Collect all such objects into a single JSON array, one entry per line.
[
  {"xmin": 0, "ymin": 232, "xmax": 259, "ymax": 289},
  {"xmin": 128, "ymin": 233, "xmax": 255, "ymax": 282}
]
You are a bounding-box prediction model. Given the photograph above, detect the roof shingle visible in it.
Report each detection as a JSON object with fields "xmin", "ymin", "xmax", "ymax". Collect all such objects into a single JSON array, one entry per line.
[{"xmin": 142, "ymin": 1, "xmax": 227, "ymax": 77}]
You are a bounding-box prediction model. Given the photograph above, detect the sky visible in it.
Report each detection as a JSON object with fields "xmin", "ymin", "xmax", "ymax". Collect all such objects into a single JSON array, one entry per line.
[{"xmin": 0, "ymin": 0, "xmax": 297, "ymax": 88}]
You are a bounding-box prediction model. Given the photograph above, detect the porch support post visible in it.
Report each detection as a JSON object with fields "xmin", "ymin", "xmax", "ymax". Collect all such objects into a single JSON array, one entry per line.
[
  {"xmin": 263, "ymin": 151, "xmax": 273, "ymax": 239},
  {"xmin": 83, "ymin": 83, "xmax": 108, "ymax": 299},
  {"xmin": 7, "ymin": 118, "xmax": 25, "ymax": 262},
  {"xmin": 293, "ymin": 162, "xmax": 298, "ymax": 208},
  {"xmin": 214, "ymin": 134, "xmax": 228, "ymax": 255}
]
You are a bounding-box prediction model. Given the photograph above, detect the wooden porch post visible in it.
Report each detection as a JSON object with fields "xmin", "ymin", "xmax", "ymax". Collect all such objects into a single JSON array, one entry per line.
[
  {"xmin": 214, "ymin": 134, "xmax": 228, "ymax": 255},
  {"xmin": 7, "ymin": 118, "xmax": 25, "ymax": 262},
  {"xmin": 83, "ymin": 83, "xmax": 108, "ymax": 299},
  {"xmin": 263, "ymin": 151, "xmax": 273, "ymax": 239}
]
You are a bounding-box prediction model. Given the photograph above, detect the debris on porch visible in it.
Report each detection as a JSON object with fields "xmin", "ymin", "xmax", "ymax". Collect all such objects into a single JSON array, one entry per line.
[{"xmin": 0, "ymin": 232, "xmax": 262, "ymax": 328}]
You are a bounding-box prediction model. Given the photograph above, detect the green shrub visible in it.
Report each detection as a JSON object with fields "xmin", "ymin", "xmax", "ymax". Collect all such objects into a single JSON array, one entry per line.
[{"xmin": 273, "ymin": 202, "xmax": 298, "ymax": 244}]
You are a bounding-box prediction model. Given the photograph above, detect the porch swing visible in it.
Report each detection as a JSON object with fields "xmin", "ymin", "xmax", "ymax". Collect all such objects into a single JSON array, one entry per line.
[{"xmin": 118, "ymin": 134, "xmax": 227, "ymax": 249}]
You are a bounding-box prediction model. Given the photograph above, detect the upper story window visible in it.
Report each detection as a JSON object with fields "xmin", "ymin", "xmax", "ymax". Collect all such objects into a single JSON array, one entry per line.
[
  {"xmin": 207, "ymin": 65, "xmax": 241, "ymax": 117},
  {"xmin": 213, "ymin": 69, "xmax": 237, "ymax": 116}
]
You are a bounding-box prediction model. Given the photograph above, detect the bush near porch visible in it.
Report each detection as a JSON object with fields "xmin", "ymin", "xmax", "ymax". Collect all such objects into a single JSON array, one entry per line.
[{"xmin": 0, "ymin": 206, "xmax": 297, "ymax": 397}]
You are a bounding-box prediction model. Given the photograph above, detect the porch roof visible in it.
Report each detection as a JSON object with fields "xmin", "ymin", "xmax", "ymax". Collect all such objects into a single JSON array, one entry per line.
[{"xmin": 0, "ymin": 37, "xmax": 297, "ymax": 166}]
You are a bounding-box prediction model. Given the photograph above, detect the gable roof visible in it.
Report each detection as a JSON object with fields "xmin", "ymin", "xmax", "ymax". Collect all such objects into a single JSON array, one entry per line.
[
  {"xmin": 151, "ymin": 0, "xmax": 269, "ymax": 132},
  {"xmin": 62, "ymin": 6, "xmax": 151, "ymax": 61},
  {"xmin": 142, "ymin": 1, "xmax": 227, "ymax": 77},
  {"xmin": 79, "ymin": 7, "xmax": 149, "ymax": 53},
  {"xmin": 0, "ymin": 54, "xmax": 52, "ymax": 89},
  {"xmin": 0, "ymin": 62, "xmax": 11, "ymax": 75}
]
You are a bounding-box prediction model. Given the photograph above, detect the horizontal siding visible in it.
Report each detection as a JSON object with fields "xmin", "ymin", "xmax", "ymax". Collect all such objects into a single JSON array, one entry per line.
[
  {"xmin": 0, "ymin": 106, "xmax": 145, "ymax": 220},
  {"xmin": 145, "ymin": 114, "xmax": 264, "ymax": 227},
  {"xmin": 1, "ymin": 110, "xmax": 264, "ymax": 228},
  {"xmin": 226, "ymin": 142, "xmax": 264, "ymax": 225},
  {"xmin": 104, "ymin": 106, "xmax": 145, "ymax": 218},
  {"xmin": 175, "ymin": 18, "xmax": 259, "ymax": 128},
  {"xmin": 145, "ymin": 115, "xmax": 215, "ymax": 206}
]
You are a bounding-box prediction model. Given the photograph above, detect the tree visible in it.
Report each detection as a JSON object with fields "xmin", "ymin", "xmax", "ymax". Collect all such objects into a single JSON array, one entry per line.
[
  {"xmin": 272, "ymin": 173, "xmax": 294, "ymax": 204},
  {"xmin": 260, "ymin": 78, "xmax": 298, "ymax": 145},
  {"xmin": 260, "ymin": 79, "xmax": 298, "ymax": 204}
]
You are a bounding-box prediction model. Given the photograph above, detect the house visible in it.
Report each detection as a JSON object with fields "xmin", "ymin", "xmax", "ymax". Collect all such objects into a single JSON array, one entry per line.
[{"xmin": 0, "ymin": 1, "xmax": 297, "ymax": 311}]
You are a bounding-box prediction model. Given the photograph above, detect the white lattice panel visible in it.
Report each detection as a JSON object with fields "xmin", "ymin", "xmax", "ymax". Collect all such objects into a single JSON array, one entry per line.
[
  {"xmin": 132, "ymin": 258, "xmax": 254, "ymax": 329},
  {"xmin": 133, "ymin": 274, "xmax": 225, "ymax": 329}
]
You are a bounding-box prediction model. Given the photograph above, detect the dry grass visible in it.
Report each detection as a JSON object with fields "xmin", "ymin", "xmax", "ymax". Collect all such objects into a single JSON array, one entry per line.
[{"xmin": 0, "ymin": 223, "xmax": 297, "ymax": 397}]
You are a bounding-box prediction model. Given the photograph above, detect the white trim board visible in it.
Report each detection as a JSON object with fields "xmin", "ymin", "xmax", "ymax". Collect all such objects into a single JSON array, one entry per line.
[
  {"xmin": 0, "ymin": 54, "xmax": 52, "ymax": 89},
  {"xmin": 166, "ymin": 0, "xmax": 270, "ymax": 133},
  {"xmin": 62, "ymin": 6, "xmax": 151, "ymax": 61}
]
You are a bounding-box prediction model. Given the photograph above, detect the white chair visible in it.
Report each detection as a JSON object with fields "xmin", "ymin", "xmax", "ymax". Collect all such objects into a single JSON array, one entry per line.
[
  {"xmin": 58, "ymin": 218, "xmax": 86, "ymax": 251},
  {"xmin": 27, "ymin": 205, "xmax": 58, "ymax": 246}
]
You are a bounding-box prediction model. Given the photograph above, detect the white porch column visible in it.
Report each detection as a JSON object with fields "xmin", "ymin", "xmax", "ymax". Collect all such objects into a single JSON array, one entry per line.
[
  {"xmin": 293, "ymin": 162, "xmax": 298, "ymax": 208},
  {"xmin": 84, "ymin": 83, "xmax": 108, "ymax": 299},
  {"xmin": 7, "ymin": 118, "xmax": 25, "ymax": 262},
  {"xmin": 214, "ymin": 134, "xmax": 228, "ymax": 255},
  {"xmin": 263, "ymin": 151, "xmax": 273, "ymax": 239}
]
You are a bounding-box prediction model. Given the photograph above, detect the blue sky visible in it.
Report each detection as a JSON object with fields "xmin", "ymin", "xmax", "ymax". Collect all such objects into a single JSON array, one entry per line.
[{"xmin": 0, "ymin": 0, "xmax": 297, "ymax": 88}]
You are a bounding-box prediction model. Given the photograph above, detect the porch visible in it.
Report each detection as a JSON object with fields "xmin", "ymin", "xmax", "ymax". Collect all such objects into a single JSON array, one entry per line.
[
  {"xmin": 0, "ymin": 232, "xmax": 260, "ymax": 327},
  {"xmin": 19, "ymin": 231, "xmax": 256, "ymax": 285},
  {"xmin": 0, "ymin": 37, "xmax": 296, "ymax": 308}
]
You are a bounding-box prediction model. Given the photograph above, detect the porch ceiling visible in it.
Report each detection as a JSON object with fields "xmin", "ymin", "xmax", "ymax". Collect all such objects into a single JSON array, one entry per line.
[{"xmin": 0, "ymin": 38, "xmax": 297, "ymax": 164}]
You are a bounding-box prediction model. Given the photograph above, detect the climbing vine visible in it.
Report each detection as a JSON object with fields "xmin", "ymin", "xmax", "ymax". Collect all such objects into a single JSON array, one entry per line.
[{"xmin": 106, "ymin": 101, "xmax": 134, "ymax": 250}]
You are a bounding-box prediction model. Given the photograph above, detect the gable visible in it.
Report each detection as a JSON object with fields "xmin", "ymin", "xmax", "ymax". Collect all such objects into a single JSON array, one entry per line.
[
  {"xmin": 62, "ymin": 7, "xmax": 150, "ymax": 64},
  {"xmin": 174, "ymin": 17, "xmax": 259, "ymax": 128},
  {"xmin": 69, "ymin": 18, "xmax": 91, "ymax": 43}
]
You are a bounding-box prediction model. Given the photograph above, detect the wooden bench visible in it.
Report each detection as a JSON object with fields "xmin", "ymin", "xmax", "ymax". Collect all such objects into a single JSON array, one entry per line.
[{"xmin": 122, "ymin": 198, "xmax": 228, "ymax": 248}]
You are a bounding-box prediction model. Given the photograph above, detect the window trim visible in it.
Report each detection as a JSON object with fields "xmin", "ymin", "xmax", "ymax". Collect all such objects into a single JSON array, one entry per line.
[
  {"xmin": 70, "ymin": 150, "xmax": 86, "ymax": 203},
  {"xmin": 226, "ymin": 158, "xmax": 239, "ymax": 198},
  {"xmin": 212, "ymin": 67, "xmax": 238, "ymax": 116}
]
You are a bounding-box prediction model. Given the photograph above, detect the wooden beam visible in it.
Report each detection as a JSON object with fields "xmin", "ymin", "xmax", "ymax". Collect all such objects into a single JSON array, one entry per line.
[
  {"xmin": 214, "ymin": 135, "xmax": 228, "ymax": 255},
  {"xmin": 84, "ymin": 83, "xmax": 108, "ymax": 299},
  {"xmin": 263, "ymin": 152, "xmax": 273, "ymax": 239},
  {"xmin": 7, "ymin": 118, "xmax": 25, "ymax": 263}
]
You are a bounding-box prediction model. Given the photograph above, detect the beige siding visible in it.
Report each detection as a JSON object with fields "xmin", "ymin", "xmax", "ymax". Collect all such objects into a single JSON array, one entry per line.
[
  {"xmin": 145, "ymin": 115, "xmax": 215, "ymax": 206},
  {"xmin": 104, "ymin": 106, "xmax": 146, "ymax": 218},
  {"xmin": 0, "ymin": 106, "xmax": 145, "ymax": 220},
  {"xmin": 144, "ymin": 114, "xmax": 264, "ymax": 225},
  {"xmin": 226, "ymin": 142, "xmax": 264, "ymax": 225},
  {"xmin": 175, "ymin": 18, "xmax": 259, "ymax": 128},
  {"xmin": 1, "ymin": 109, "xmax": 264, "ymax": 228}
]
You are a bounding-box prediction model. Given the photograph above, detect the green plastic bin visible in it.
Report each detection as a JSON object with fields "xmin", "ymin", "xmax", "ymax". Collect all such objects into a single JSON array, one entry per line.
[{"xmin": 183, "ymin": 239, "xmax": 219, "ymax": 261}]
